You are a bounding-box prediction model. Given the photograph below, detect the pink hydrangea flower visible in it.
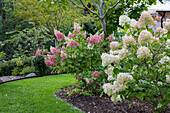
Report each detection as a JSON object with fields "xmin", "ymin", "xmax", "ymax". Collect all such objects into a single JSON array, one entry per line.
[
  {"xmin": 92, "ymin": 71, "xmax": 100, "ymax": 78},
  {"xmin": 35, "ymin": 49, "xmax": 42, "ymax": 56},
  {"xmin": 73, "ymin": 22, "xmax": 81, "ymax": 32},
  {"xmin": 50, "ymin": 46, "xmax": 60, "ymax": 55},
  {"xmin": 154, "ymin": 27, "xmax": 164, "ymax": 36},
  {"xmin": 60, "ymin": 52, "xmax": 68, "ymax": 61},
  {"xmin": 67, "ymin": 40, "xmax": 79, "ymax": 47},
  {"xmin": 68, "ymin": 32, "xmax": 72, "ymax": 38},
  {"xmin": 45, "ymin": 59, "xmax": 55, "ymax": 67},
  {"xmin": 106, "ymin": 36, "xmax": 114, "ymax": 41},
  {"xmin": 54, "ymin": 29, "xmax": 65, "ymax": 41},
  {"xmin": 77, "ymin": 75, "xmax": 83, "ymax": 80},
  {"xmin": 48, "ymin": 55, "xmax": 57, "ymax": 62},
  {"xmin": 110, "ymin": 41, "xmax": 120, "ymax": 50},
  {"xmin": 61, "ymin": 46, "xmax": 66, "ymax": 51}
]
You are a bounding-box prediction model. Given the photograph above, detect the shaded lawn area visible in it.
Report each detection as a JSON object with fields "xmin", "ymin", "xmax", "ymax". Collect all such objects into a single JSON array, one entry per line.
[{"xmin": 0, "ymin": 74, "xmax": 84, "ymax": 113}]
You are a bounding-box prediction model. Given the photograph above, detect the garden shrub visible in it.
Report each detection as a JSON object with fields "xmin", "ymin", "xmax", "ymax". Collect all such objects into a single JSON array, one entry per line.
[
  {"xmin": 45, "ymin": 13, "xmax": 170, "ymax": 111},
  {"xmin": 33, "ymin": 55, "xmax": 50, "ymax": 75},
  {"xmin": 19, "ymin": 66, "xmax": 36, "ymax": 76}
]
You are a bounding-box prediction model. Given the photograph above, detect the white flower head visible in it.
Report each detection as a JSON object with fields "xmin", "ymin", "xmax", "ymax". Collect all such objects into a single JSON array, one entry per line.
[{"xmin": 137, "ymin": 46, "xmax": 153, "ymax": 58}]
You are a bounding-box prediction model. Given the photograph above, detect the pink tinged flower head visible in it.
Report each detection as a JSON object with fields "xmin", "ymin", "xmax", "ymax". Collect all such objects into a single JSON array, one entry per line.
[
  {"xmin": 48, "ymin": 55, "xmax": 58, "ymax": 62},
  {"xmin": 137, "ymin": 12, "xmax": 156, "ymax": 28},
  {"xmin": 68, "ymin": 32, "xmax": 72, "ymax": 38},
  {"xmin": 45, "ymin": 59, "xmax": 55, "ymax": 67},
  {"xmin": 88, "ymin": 34, "xmax": 99, "ymax": 44},
  {"xmin": 123, "ymin": 36, "xmax": 136, "ymax": 47},
  {"xmin": 54, "ymin": 29, "xmax": 65, "ymax": 41},
  {"xmin": 74, "ymin": 22, "xmax": 81, "ymax": 32},
  {"xmin": 137, "ymin": 46, "xmax": 153, "ymax": 58},
  {"xmin": 60, "ymin": 51, "xmax": 68, "ymax": 61},
  {"xmin": 86, "ymin": 78, "xmax": 94, "ymax": 84},
  {"xmin": 35, "ymin": 49, "xmax": 42, "ymax": 56},
  {"xmin": 77, "ymin": 75, "xmax": 83, "ymax": 81},
  {"xmin": 154, "ymin": 27, "xmax": 165, "ymax": 36},
  {"xmin": 118, "ymin": 48, "xmax": 129, "ymax": 59},
  {"xmin": 110, "ymin": 41, "xmax": 120, "ymax": 50},
  {"xmin": 138, "ymin": 30, "xmax": 153, "ymax": 44},
  {"xmin": 165, "ymin": 22, "xmax": 170, "ymax": 31},
  {"xmin": 50, "ymin": 46, "xmax": 60, "ymax": 55},
  {"xmin": 92, "ymin": 71, "xmax": 100, "ymax": 78},
  {"xmin": 61, "ymin": 46, "xmax": 66, "ymax": 51},
  {"xmin": 81, "ymin": 31, "xmax": 87, "ymax": 39},
  {"xmin": 99, "ymin": 31, "xmax": 104, "ymax": 42},
  {"xmin": 67, "ymin": 40, "xmax": 79, "ymax": 47}
]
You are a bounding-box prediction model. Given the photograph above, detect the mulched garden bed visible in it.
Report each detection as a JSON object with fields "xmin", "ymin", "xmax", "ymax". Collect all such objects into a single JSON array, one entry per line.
[{"xmin": 56, "ymin": 86, "xmax": 170, "ymax": 113}]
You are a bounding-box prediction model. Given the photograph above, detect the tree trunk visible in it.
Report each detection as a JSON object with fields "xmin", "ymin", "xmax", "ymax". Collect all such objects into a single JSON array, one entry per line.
[{"xmin": 99, "ymin": 4, "xmax": 107, "ymax": 35}]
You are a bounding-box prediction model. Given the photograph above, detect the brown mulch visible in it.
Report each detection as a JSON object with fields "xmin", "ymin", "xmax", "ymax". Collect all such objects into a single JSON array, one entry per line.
[{"xmin": 56, "ymin": 87, "xmax": 170, "ymax": 113}]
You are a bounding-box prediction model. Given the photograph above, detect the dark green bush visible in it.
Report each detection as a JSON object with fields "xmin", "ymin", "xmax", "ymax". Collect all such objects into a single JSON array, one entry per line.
[
  {"xmin": 20, "ymin": 66, "xmax": 36, "ymax": 76},
  {"xmin": 32, "ymin": 55, "xmax": 50, "ymax": 75}
]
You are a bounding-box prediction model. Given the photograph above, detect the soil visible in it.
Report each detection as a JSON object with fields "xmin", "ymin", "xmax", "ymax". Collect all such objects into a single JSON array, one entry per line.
[{"xmin": 56, "ymin": 86, "xmax": 170, "ymax": 113}]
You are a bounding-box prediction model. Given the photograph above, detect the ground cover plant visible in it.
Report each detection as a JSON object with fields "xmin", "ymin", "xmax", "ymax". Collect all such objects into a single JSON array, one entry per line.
[
  {"xmin": 44, "ymin": 12, "xmax": 170, "ymax": 112},
  {"xmin": 0, "ymin": 74, "xmax": 83, "ymax": 113}
]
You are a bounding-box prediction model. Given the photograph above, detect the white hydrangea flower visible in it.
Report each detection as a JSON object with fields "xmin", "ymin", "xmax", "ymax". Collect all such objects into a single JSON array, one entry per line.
[
  {"xmin": 159, "ymin": 56, "xmax": 170, "ymax": 64},
  {"xmin": 74, "ymin": 22, "xmax": 81, "ymax": 31},
  {"xmin": 118, "ymin": 48, "xmax": 129, "ymax": 59},
  {"xmin": 102, "ymin": 83, "xmax": 115, "ymax": 96},
  {"xmin": 117, "ymin": 73, "xmax": 133, "ymax": 84},
  {"xmin": 87, "ymin": 43, "xmax": 94, "ymax": 49},
  {"xmin": 130, "ymin": 19, "xmax": 137, "ymax": 27},
  {"xmin": 166, "ymin": 39, "xmax": 170, "ymax": 49},
  {"xmin": 123, "ymin": 36, "xmax": 136, "ymax": 47},
  {"xmin": 101, "ymin": 53, "xmax": 120, "ymax": 67},
  {"xmin": 138, "ymin": 30, "xmax": 153, "ymax": 44},
  {"xmin": 111, "ymin": 94, "xmax": 122, "ymax": 102},
  {"xmin": 110, "ymin": 41, "xmax": 120, "ymax": 50},
  {"xmin": 166, "ymin": 75, "xmax": 170, "ymax": 83},
  {"xmin": 105, "ymin": 64, "xmax": 114, "ymax": 76},
  {"xmin": 137, "ymin": 46, "xmax": 153, "ymax": 58},
  {"xmin": 109, "ymin": 50, "xmax": 119, "ymax": 55},
  {"xmin": 107, "ymin": 76, "xmax": 115, "ymax": 81},
  {"xmin": 119, "ymin": 15, "xmax": 131, "ymax": 27}
]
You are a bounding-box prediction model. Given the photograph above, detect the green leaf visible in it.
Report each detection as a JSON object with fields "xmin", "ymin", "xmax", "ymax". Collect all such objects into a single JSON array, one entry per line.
[
  {"xmin": 135, "ymin": 92, "xmax": 143, "ymax": 100},
  {"xmin": 113, "ymin": 68, "xmax": 119, "ymax": 75}
]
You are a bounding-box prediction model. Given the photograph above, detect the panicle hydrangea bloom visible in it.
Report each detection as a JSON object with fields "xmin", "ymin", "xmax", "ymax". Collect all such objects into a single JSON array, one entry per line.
[
  {"xmin": 48, "ymin": 55, "xmax": 58, "ymax": 62},
  {"xmin": 105, "ymin": 64, "xmax": 114, "ymax": 76},
  {"xmin": 138, "ymin": 30, "xmax": 153, "ymax": 44},
  {"xmin": 35, "ymin": 49, "xmax": 42, "ymax": 56},
  {"xmin": 54, "ymin": 29, "xmax": 65, "ymax": 41},
  {"xmin": 166, "ymin": 39, "xmax": 170, "ymax": 49},
  {"xmin": 137, "ymin": 46, "xmax": 153, "ymax": 58},
  {"xmin": 107, "ymin": 76, "xmax": 114, "ymax": 81},
  {"xmin": 92, "ymin": 71, "xmax": 100, "ymax": 78},
  {"xmin": 137, "ymin": 12, "xmax": 156, "ymax": 28},
  {"xmin": 159, "ymin": 56, "xmax": 170, "ymax": 64},
  {"xmin": 123, "ymin": 36, "xmax": 136, "ymax": 47},
  {"xmin": 45, "ymin": 59, "xmax": 55, "ymax": 67},
  {"xmin": 103, "ymin": 83, "xmax": 115, "ymax": 96},
  {"xmin": 73, "ymin": 22, "xmax": 81, "ymax": 32},
  {"xmin": 111, "ymin": 94, "xmax": 122, "ymax": 102},
  {"xmin": 67, "ymin": 40, "xmax": 79, "ymax": 47},
  {"xmin": 81, "ymin": 31, "xmax": 87, "ymax": 39},
  {"xmin": 106, "ymin": 32, "xmax": 115, "ymax": 41},
  {"xmin": 166, "ymin": 75, "xmax": 170, "ymax": 83},
  {"xmin": 101, "ymin": 53, "xmax": 120, "ymax": 67},
  {"xmin": 86, "ymin": 78, "xmax": 94, "ymax": 84},
  {"xmin": 60, "ymin": 51, "xmax": 68, "ymax": 61},
  {"xmin": 68, "ymin": 32, "xmax": 72, "ymax": 38},
  {"xmin": 109, "ymin": 50, "xmax": 119, "ymax": 55},
  {"xmin": 130, "ymin": 19, "xmax": 137, "ymax": 27},
  {"xmin": 77, "ymin": 75, "xmax": 83, "ymax": 81},
  {"xmin": 87, "ymin": 34, "xmax": 100, "ymax": 44},
  {"xmin": 116, "ymin": 73, "xmax": 133, "ymax": 84},
  {"xmin": 118, "ymin": 48, "xmax": 129, "ymax": 59},
  {"xmin": 50, "ymin": 46, "xmax": 60, "ymax": 55},
  {"xmin": 119, "ymin": 15, "xmax": 131, "ymax": 27},
  {"xmin": 61, "ymin": 46, "xmax": 66, "ymax": 51},
  {"xmin": 154, "ymin": 27, "xmax": 165, "ymax": 36},
  {"xmin": 87, "ymin": 43, "xmax": 94, "ymax": 49},
  {"xmin": 165, "ymin": 22, "xmax": 170, "ymax": 31},
  {"xmin": 110, "ymin": 41, "xmax": 120, "ymax": 50},
  {"xmin": 99, "ymin": 31, "xmax": 104, "ymax": 42}
]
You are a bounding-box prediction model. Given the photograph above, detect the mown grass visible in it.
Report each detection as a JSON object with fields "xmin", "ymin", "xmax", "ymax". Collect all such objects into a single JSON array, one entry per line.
[{"xmin": 0, "ymin": 74, "xmax": 84, "ymax": 113}]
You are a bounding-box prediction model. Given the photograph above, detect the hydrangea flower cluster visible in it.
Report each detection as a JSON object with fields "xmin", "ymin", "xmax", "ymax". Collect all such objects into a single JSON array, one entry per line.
[
  {"xmin": 50, "ymin": 46, "xmax": 60, "ymax": 55},
  {"xmin": 164, "ymin": 22, "xmax": 170, "ymax": 31},
  {"xmin": 104, "ymin": 65, "xmax": 114, "ymax": 81},
  {"xmin": 137, "ymin": 46, "xmax": 153, "ymax": 58},
  {"xmin": 110, "ymin": 41, "xmax": 120, "ymax": 50},
  {"xmin": 159, "ymin": 56, "xmax": 170, "ymax": 64},
  {"xmin": 106, "ymin": 32, "xmax": 115, "ymax": 41},
  {"xmin": 77, "ymin": 75, "xmax": 83, "ymax": 81},
  {"xmin": 86, "ymin": 32, "xmax": 104, "ymax": 44},
  {"xmin": 103, "ymin": 73, "xmax": 133, "ymax": 102},
  {"xmin": 166, "ymin": 39, "xmax": 170, "ymax": 49},
  {"xmin": 86, "ymin": 78, "xmax": 94, "ymax": 84},
  {"xmin": 60, "ymin": 51, "xmax": 68, "ymax": 61},
  {"xmin": 119, "ymin": 15, "xmax": 131, "ymax": 27},
  {"xmin": 154, "ymin": 27, "xmax": 165, "ymax": 36},
  {"xmin": 123, "ymin": 36, "xmax": 136, "ymax": 47},
  {"xmin": 138, "ymin": 30, "xmax": 153, "ymax": 44},
  {"xmin": 101, "ymin": 53, "xmax": 120, "ymax": 67},
  {"xmin": 118, "ymin": 48, "xmax": 129, "ymax": 59},
  {"xmin": 66, "ymin": 39, "xmax": 79, "ymax": 47},
  {"xmin": 73, "ymin": 22, "xmax": 81, "ymax": 32},
  {"xmin": 92, "ymin": 71, "xmax": 100, "ymax": 78},
  {"xmin": 135, "ymin": 12, "xmax": 156, "ymax": 29},
  {"xmin": 166, "ymin": 75, "xmax": 170, "ymax": 83},
  {"xmin": 54, "ymin": 29, "xmax": 65, "ymax": 41}
]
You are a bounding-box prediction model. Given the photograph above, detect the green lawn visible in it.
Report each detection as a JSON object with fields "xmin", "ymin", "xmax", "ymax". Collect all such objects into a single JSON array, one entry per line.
[{"xmin": 0, "ymin": 74, "xmax": 84, "ymax": 113}]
